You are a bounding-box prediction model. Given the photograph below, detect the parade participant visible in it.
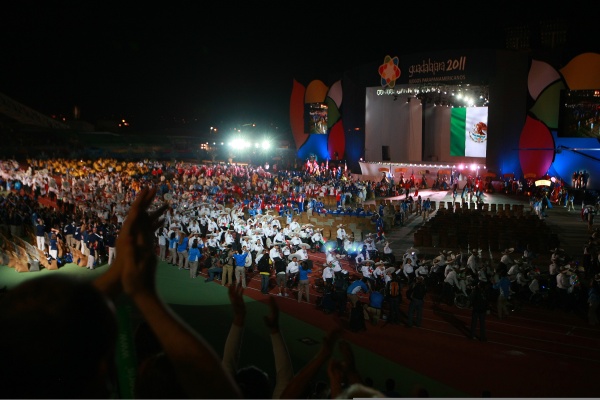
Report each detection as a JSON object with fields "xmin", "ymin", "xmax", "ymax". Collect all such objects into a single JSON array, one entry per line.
[
  {"xmin": 290, "ymin": 232, "xmax": 303, "ymax": 251},
  {"xmin": 372, "ymin": 261, "xmax": 387, "ymax": 290},
  {"xmin": 467, "ymin": 248, "xmax": 481, "ymax": 275},
  {"xmin": 442, "ymin": 264, "xmax": 460, "ymax": 305},
  {"xmin": 285, "ymin": 255, "xmax": 300, "ymax": 296},
  {"xmin": 168, "ymin": 227, "xmax": 179, "ymax": 266},
  {"xmin": 322, "ymin": 262, "xmax": 335, "ymax": 285},
  {"xmin": 274, "ymin": 254, "xmax": 288, "ymax": 296},
  {"xmin": 155, "ymin": 225, "xmax": 168, "ymax": 262},
  {"xmin": 177, "ymin": 233, "xmax": 192, "ymax": 270},
  {"xmin": 382, "ymin": 241, "xmax": 395, "ymax": 263},
  {"xmin": 336, "ymin": 224, "xmax": 347, "ymax": 252},
  {"xmin": 221, "ymin": 247, "xmax": 235, "ymax": 287},
  {"xmin": 400, "ymin": 257, "xmax": 416, "ymax": 284},
  {"xmin": 35, "ymin": 218, "xmax": 46, "ymax": 251},
  {"xmin": 360, "ymin": 260, "xmax": 375, "ymax": 286},
  {"xmin": 289, "ymin": 217, "xmax": 301, "ymax": 232},
  {"xmin": 355, "ymin": 245, "xmax": 370, "ymax": 265},
  {"xmin": 347, "ymin": 277, "xmax": 370, "ymax": 307},
  {"xmin": 48, "ymin": 230, "xmax": 59, "ymax": 260},
  {"xmin": 272, "ymin": 228, "xmax": 286, "ymax": 246},
  {"xmin": 256, "ymin": 248, "xmax": 272, "ymax": 294},
  {"xmin": 269, "ymin": 244, "xmax": 284, "ymax": 264},
  {"xmin": 297, "ymin": 261, "xmax": 312, "ymax": 303},
  {"xmin": 188, "ymin": 238, "xmax": 202, "ymax": 279},
  {"xmin": 233, "ymin": 248, "xmax": 250, "ymax": 289},
  {"xmin": 311, "ymin": 228, "xmax": 324, "ymax": 252}
]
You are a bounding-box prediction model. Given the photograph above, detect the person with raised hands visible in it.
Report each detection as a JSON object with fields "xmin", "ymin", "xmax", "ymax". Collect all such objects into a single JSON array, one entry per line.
[
  {"xmin": 95, "ymin": 186, "xmax": 243, "ymax": 399},
  {"xmin": 223, "ymin": 284, "xmax": 294, "ymax": 399}
]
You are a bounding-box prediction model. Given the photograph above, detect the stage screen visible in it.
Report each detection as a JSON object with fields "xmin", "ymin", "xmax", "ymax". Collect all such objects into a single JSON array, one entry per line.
[
  {"xmin": 450, "ymin": 107, "xmax": 488, "ymax": 157},
  {"xmin": 558, "ymin": 89, "xmax": 600, "ymax": 138},
  {"xmin": 364, "ymin": 86, "xmax": 489, "ymax": 163},
  {"xmin": 305, "ymin": 102, "xmax": 328, "ymax": 134}
]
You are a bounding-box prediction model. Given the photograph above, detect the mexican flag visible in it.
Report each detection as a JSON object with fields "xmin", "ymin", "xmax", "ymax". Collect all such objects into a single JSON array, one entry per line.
[{"xmin": 450, "ymin": 107, "xmax": 488, "ymax": 157}]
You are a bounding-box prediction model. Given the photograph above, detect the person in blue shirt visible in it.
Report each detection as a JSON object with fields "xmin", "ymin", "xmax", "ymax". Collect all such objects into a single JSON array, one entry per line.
[
  {"xmin": 347, "ymin": 277, "xmax": 370, "ymax": 307},
  {"xmin": 63, "ymin": 220, "xmax": 75, "ymax": 249},
  {"xmin": 188, "ymin": 238, "xmax": 202, "ymax": 279},
  {"xmin": 177, "ymin": 233, "xmax": 191, "ymax": 270},
  {"xmin": 168, "ymin": 230, "xmax": 179, "ymax": 266},
  {"xmin": 366, "ymin": 288, "xmax": 384, "ymax": 325},
  {"xmin": 232, "ymin": 248, "xmax": 250, "ymax": 288},
  {"xmin": 297, "ymin": 261, "xmax": 312, "ymax": 303},
  {"xmin": 48, "ymin": 232, "xmax": 59, "ymax": 260}
]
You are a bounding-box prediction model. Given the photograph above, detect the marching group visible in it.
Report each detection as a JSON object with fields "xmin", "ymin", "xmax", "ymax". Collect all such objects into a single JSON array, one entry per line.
[{"xmin": 1, "ymin": 156, "xmax": 600, "ymax": 398}]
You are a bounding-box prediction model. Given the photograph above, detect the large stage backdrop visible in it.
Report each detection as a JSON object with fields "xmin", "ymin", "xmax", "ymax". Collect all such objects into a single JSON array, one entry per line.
[{"xmin": 289, "ymin": 49, "xmax": 600, "ymax": 190}]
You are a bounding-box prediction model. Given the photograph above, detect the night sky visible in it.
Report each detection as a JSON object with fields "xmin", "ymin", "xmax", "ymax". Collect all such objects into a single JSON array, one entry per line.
[{"xmin": 2, "ymin": 1, "xmax": 598, "ymax": 137}]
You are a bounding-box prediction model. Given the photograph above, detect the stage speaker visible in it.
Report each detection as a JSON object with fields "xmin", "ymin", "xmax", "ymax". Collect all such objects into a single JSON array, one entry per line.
[
  {"xmin": 29, "ymin": 260, "xmax": 40, "ymax": 271},
  {"xmin": 382, "ymin": 146, "xmax": 390, "ymax": 161}
]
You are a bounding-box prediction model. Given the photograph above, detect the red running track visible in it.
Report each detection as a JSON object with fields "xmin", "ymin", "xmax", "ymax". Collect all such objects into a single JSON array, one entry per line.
[{"xmin": 234, "ymin": 250, "xmax": 600, "ymax": 398}]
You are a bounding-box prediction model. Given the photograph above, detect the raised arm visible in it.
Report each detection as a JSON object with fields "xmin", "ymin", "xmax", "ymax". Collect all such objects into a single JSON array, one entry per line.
[
  {"xmin": 222, "ymin": 283, "xmax": 246, "ymax": 376},
  {"xmin": 263, "ymin": 296, "xmax": 294, "ymax": 399},
  {"xmin": 104, "ymin": 186, "xmax": 242, "ymax": 399},
  {"xmin": 279, "ymin": 327, "xmax": 342, "ymax": 399}
]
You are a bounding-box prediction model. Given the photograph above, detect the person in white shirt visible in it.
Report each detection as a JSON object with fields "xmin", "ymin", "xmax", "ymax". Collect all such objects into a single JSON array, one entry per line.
[
  {"xmin": 282, "ymin": 243, "xmax": 292, "ymax": 257},
  {"xmin": 269, "ymin": 244, "xmax": 283, "ymax": 264},
  {"xmin": 442, "ymin": 265, "xmax": 461, "ymax": 304},
  {"xmin": 372, "ymin": 262, "xmax": 386, "ymax": 288},
  {"xmin": 207, "ymin": 219, "xmax": 219, "ymax": 235},
  {"xmin": 243, "ymin": 245, "xmax": 253, "ymax": 271},
  {"xmin": 289, "ymin": 218, "xmax": 301, "ymax": 232},
  {"xmin": 252, "ymin": 239, "xmax": 264, "ymax": 254},
  {"xmin": 322, "ymin": 263, "xmax": 335, "ymax": 285},
  {"xmin": 263, "ymin": 225, "xmax": 274, "ymax": 243},
  {"xmin": 224, "ymin": 230, "xmax": 235, "ymax": 247},
  {"xmin": 304, "ymin": 224, "xmax": 314, "ymax": 237},
  {"xmin": 401, "ymin": 257, "xmax": 415, "ymax": 283},
  {"xmin": 290, "ymin": 233, "xmax": 303, "ymax": 251},
  {"xmin": 415, "ymin": 263, "xmax": 429, "ymax": 279},
  {"xmin": 271, "ymin": 217, "xmax": 282, "ymax": 230},
  {"xmin": 466, "ymin": 249, "xmax": 481, "ymax": 275},
  {"xmin": 311, "ymin": 229, "xmax": 324, "ymax": 251},
  {"xmin": 156, "ymin": 226, "xmax": 168, "ymax": 262},
  {"xmin": 285, "ymin": 255, "xmax": 300, "ymax": 296},
  {"xmin": 282, "ymin": 224, "xmax": 292, "ymax": 240},
  {"xmin": 286, "ymin": 256, "xmax": 300, "ymax": 275},
  {"xmin": 206, "ymin": 234, "xmax": 219, "ymax": 252},
  {"xmin": 360, "ymin": 262, "xmax": 374, "ymax": 282},
  {"xmin": 217, "ymin": 214, "xmax": 229, "ymax": 230},
  {"xmin": 364, "ymin": 238, "xmax": 376, "ymax": 252},
  {"xmin": 234, "ymin": 220, "xmax": 247, "ymax": 237},
  {"xmin": 297, "ymin": 247, "xmax": 309, "ymax": 262},
  {"xmin": 272, "ymin": 229, "xmax": 286, "ymax": 245},
  {"xmin": 188, "ymin": 219, "xmax": 201, "ymax": 234},
  {"xmin": 382, "ymin": 241, "xmax": 395, "ymax": 263},
  {"xmin": 500, "ymin": 248, "xmax": 514, "ymax": 267},
  {"xmin": 507, "ymin": 261, "xmax": 522, "ymax": 282},
  {"xmin": 336, "ymin": 224, "xmax": 347, "ymax": 252}
]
